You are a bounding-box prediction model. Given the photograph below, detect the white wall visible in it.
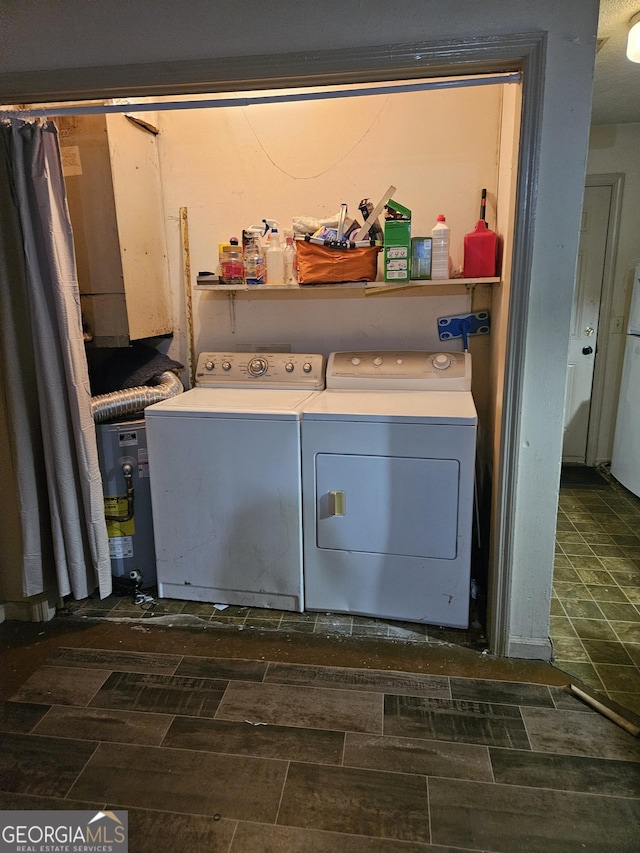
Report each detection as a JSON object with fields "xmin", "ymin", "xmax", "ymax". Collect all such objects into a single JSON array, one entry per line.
[
  {"xmin": 155, "ymin": 84, "xmax": 504, "ymax": 365},
  {"xmin": 587, "ymin": 123, "xmax": 640, "ymax": 461}
]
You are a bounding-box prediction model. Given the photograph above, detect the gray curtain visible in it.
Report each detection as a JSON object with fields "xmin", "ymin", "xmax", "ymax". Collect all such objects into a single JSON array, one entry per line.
[{"xmin": 0, "ymin": 119, "xmax": 111, "ymax": 600}]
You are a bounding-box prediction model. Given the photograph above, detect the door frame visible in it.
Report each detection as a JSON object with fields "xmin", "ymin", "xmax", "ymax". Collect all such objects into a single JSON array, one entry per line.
[
  {"xmin": 1, "ymin": 32, "xmax": 561, "ymax": 657},
  {"xmin": 581, "ymin": 173, "xmax": 625, "ymax": 467}
]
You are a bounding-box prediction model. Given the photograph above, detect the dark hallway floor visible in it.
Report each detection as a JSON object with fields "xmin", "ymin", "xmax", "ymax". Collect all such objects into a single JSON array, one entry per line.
[
  {"xmin": 551, "ymin": 468, "xmax": 640, "ymax": 716},
  {"xmin": 1, "ymin": 618, "xmax": 639, "ymax": 852}
]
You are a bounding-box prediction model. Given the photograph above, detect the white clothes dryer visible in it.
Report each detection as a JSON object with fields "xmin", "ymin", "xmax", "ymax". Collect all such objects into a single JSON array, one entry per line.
[
  {"xmin": 301, "ymin": 350, "xmax": 477, "ymax": 628},
  {"xmin": 145, "ymin": 351, "xmax": 325, "ymax": 611}
]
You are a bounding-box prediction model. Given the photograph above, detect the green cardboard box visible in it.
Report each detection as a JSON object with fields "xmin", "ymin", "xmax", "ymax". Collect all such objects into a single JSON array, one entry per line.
[{"xmin": 384, "ymin": 200, "xmax": 411, "ymax": 282}]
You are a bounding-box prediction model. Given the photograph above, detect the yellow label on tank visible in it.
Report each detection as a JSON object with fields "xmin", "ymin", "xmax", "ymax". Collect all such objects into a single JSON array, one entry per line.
[{"xmin": 104, "ymin": 496, "xmax": 135, "ymax": 537}]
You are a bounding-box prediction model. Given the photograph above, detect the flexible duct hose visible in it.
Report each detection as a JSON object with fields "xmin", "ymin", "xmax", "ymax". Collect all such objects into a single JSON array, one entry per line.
[{"xmin": 91, "ymin": 371, "xmax": 184, "ymax": 424}]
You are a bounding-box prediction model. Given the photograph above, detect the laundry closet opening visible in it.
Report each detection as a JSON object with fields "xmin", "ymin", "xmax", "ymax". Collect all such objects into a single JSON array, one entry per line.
[{"xmin": 4, "ymin": 61, "xmax": 526, "ymax": 654}]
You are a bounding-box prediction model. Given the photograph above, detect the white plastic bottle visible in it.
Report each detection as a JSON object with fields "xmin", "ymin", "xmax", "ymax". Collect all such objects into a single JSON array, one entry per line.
[
  {"xmin": 283, "ymin": 235, "xmax": 298, "ymax": 285},
  {"xmin": 431, "ymin": 214, "xmax": 450, "ymax": 280},
  {"xmin": 266, "ymin": 227, "xmax": 285, "ymax": 285}
]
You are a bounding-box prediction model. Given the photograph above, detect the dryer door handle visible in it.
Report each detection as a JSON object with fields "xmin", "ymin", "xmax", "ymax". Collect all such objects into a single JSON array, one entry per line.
[{"xmin": 328, "ymin": 490, "xmax": 346, "ymax": 517}]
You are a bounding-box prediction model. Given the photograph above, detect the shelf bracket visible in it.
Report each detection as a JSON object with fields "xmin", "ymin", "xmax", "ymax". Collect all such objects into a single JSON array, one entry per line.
[
  {"xmin": 365, "ymin": 283, "xmax": 413, "ymax": 296},
  {"xmin": 228, "ymin": 291, "xmax": 236, "ymax": 332}
]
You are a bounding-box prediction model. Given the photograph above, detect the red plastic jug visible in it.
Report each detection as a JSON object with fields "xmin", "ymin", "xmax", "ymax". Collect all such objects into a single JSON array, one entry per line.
[{"xmin": 463, "ymin": 219, "xmax": 497, "ymax": 278}]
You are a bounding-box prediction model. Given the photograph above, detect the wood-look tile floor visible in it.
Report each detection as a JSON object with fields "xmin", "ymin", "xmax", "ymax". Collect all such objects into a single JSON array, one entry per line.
[{"xmin": 1, "ymin": 646, "xmax": 639, "ymax": 852}]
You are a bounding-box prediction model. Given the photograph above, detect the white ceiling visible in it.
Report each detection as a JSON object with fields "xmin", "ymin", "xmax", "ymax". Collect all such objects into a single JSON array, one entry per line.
[{"xmin": 592, "ymin": 0, "xmax": 640, "ymax": 124}]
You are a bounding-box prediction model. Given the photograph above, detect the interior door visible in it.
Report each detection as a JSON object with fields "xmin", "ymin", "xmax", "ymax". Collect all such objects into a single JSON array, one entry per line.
[{"xmin": 562, "ymin": 184, "xmax": 612, "ymax": 463}]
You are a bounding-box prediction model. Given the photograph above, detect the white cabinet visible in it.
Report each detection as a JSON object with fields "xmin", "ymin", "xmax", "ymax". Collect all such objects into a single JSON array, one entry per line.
[{"xmin": 60, "ymin": 113, "xmax": 172, "ymax": 347}]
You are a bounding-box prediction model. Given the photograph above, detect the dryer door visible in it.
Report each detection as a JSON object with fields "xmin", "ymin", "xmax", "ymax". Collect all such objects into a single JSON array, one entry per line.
[{"xmin": 315, "ymin": 453, "xmax": 460, "ymax": 559}]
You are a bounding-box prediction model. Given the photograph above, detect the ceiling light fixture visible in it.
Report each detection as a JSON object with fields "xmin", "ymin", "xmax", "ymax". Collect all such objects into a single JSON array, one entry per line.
[{"xmin": 627, "ymin": 11, "xmax": 640, "ymax": 62}]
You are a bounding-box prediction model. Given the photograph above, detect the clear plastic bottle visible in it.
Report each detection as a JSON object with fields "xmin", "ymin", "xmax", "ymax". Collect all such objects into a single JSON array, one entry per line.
[
  {"xmin": 266, "ymin": 227, "xmax": 285, "ymax": 285},
  {"xmin": 220, "ymin": 237, "xmax": 244, "ymax": 286},
  {"xmin": 283, "ymin": 235, "xmax": 298, "ymax": 285},
  {"xmin": 431, "ymin": 214, "xmax": 450, "ymax": 280},
  {"xmin": 244, "ymin": 234, "xmax": 265, "ymax": 286}
]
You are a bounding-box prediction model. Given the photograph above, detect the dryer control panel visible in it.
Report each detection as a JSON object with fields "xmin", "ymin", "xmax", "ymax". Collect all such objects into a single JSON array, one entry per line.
[
  {"xmin": 326, "ymin": 350, "xmax": 471, "ymax": 391},
  {"xmin": 195, "ymin": 352, "xmax": 326, "ymax": 389}
]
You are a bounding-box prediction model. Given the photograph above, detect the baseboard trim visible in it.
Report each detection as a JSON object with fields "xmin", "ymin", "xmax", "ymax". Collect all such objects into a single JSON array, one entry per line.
[
  {"xmin": 0, "ymin": 592, "xmax": 59, "ymax": 623},
  {"xmin": 507, "ymin": 636, "xmax": 553, "ymax": 661}
]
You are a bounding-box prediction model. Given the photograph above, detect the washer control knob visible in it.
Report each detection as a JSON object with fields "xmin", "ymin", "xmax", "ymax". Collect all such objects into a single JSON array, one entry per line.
[
  {"xmin": 432, "ymin": 353, "xmax": 452, "ymax": 370},
  {"xmin": 204, "ymin": 360, "xmax": 214, "ymax": 371},
  {"xmin": 351, "ymin": 357, "xmax": 361, "ymax": 365},
  {"xmin": 285, "ymin": 362, "xmax": 294, "ymax": 372},
  {"xmin": 248, "ymin": 357, "xmax": 268, "ymax": 377},
  {"xmin": 373, "ymin": 357, "xmax": 383, "ymax": 366},
  {"xmin": 222, "ymin": 361, "xmax": 231, "ymax": 371},
  {"xmin": 303, "ymin": 362, "xmax": 312, "ymax": 373}
]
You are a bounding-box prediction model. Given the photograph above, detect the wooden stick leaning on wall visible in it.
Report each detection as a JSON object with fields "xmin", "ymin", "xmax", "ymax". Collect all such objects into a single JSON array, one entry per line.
[{"xmin": 180, "ymin": 206, "xmax": 196, "ymax": 388}]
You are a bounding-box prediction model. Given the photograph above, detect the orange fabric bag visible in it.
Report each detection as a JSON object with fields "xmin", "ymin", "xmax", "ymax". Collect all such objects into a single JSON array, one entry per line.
[{"xmin": 296, "ymin": 239, "xmax": 380, "ymax": 284}]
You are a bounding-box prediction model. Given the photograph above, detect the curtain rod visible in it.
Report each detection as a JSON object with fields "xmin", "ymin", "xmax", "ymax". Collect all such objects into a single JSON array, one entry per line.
[{"xmin": 3, "ymin": 73, "xmax": 521, "ymax": 118}]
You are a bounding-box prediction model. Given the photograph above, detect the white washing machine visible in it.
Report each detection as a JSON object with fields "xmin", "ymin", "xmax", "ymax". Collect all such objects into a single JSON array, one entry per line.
[
  {"xmin": 301, "ymin": 350, "xmax": 477, "ymax": 628},
  {"xmin": 145, "ymin": 351, "xmax": 325, "ymax": 611}
]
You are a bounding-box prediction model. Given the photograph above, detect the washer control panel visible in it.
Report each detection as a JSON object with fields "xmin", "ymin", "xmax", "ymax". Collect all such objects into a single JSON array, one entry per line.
[
  {"xmin": 195, "ymin": 352, "xmax": 326, "ymax": 389},
  {"xmin": 326, "ymin": 350, "xmax": 471, "ymax": 391}
]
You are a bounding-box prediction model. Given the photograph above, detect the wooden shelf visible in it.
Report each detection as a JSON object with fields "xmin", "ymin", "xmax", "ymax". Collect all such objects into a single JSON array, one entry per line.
[
  {"xmin": 364, "ymin": 277, "xmax": 500, "ymax": 294},
  {"xmin": 195, "ymin": 276, "xmax": 500, "ymax": 292}
]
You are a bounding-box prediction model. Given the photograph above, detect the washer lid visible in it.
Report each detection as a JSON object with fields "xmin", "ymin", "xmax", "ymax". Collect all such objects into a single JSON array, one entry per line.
[
  {"xmin": 145, "ymin": 387, "xmax": 323, "ymax": 419},
  {"xmin": 302, "ymin": 389, "xmax": 477, "ymax": 424}
]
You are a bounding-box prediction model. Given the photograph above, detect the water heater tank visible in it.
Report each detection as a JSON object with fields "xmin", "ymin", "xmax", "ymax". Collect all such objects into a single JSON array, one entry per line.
[{"xmin": 95, "ymin": 418, "xmax": 157, "ymax": 588}]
